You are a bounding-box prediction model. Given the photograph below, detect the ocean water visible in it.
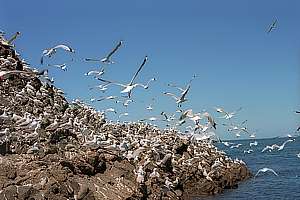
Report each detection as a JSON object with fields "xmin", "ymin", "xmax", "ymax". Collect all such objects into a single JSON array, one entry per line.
[{"xmin": 195, "ymin": 137, "xmax": 300, "ymax": 200}]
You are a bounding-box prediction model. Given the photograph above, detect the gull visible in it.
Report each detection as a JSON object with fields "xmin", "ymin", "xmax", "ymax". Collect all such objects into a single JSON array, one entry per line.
[
  {"xmin": 261, "ymin": 144, "xmax": 279, "ymax": 152},
  {"xmin": 41, "ymin": 44, "xmax": 75, "ymax": 65},
  {"xmin": 243, "ymin": 149, "xmax": 253, "ymax": 154},
  {"xmin": 27, "ymin": 142, "xmax": 39, "ymax": 155},
  {"xmin": 164, "ymin": 177, "xmax": 175, "ymax": 189},
  {"xmin": 84, "ymin": 68, "xmax": 105, "ymax": 78},
  {"xmin": 85, "ymin": 40, "xmax": 123, "ymax": 64},
  {"xmin": 230, "ymin": 144, "xmax": 242, "ymax": 149},
  {"xmin": 98, "ymin": 56, "xmax": 155, "ymax": 98},
  {"xmin": 140, "ymin": 117, "xmax": 158, "ymax": 122},
  {"xmin": 221, "ymin": 141, "xmax": 234, "ymax": 147},
  {"xmin": 135, "ymin": 166, "xmax": 145, "ymax": 184},
  {"xmin": 202, "ymin": 112, "xmax": 217, "ymax": 129},
  {"xmin": 146, "ymin": 105, "xmax": 153, "ymax": 111},
  {"xmin": 250, "ymin": 133, "xmax": 256, "ymax": 138},
  {"xmin": 119, "ymin": 112, "xmax": 129, "ymax": 118},
  {"xmin": 0, "ymin": 128, "xmax": 9, "ymax": 137},
  {"xmin": 277, "ymin": 139, "xmax": 294, "ymax": 151},
  {"xmin": 47, "ymin": 63, "xmax": 67, "ymax": 71},
  {"xmin": 160, "ymin": 111, "xmax": 175, "ymax": 122},
  {"xmin": 97, "ymin": 95, "xmax": 117, "ymax": 102},
  {"xmin": 7, "ymin": 31, "xmax": 21, "ymax": 45},
  {"xmin": 89, "ymin": 84, "xmax": 109, "ymax": 92},
  {"xmin": 149, "ymin": 168, "xmax": 160, "ymax": 178},
  {"xmin": 262, "ymin": 139, "xmax": 294, "ymax": 152},
  {"xmin": 267, "ymin": 19, "xmax": 278, "ymax": 34},
  {"xmin": 45, "ymin": 119, "xmax": 60, "ymax": 131},
  {"xmin": 116, "ymin": 99, "xmax": 134, "ymax": 107},
  {"xmin": 296, "ymin": 153, "xmax": 300, "ymax": 158},
  {"xmin": 254, "ymin": 167, "xmax": 278, "ymax": 177},
  {"xmin": 215, "ymin": 107, "xmax": 242, "ymax": 120},
  {"xmin": 163, "ymin": 83, "xmax": 191, "ymax": 107},
  {"xmin": 249, "ymin": 141, "xmax": 258, "ymax": 147},
  {"xmin": 105, "ymin": 108, "xmax": 117, "ymax": 114},
  {"xmin": 179, "ymin": 109, "xmax": 202, "ymax": 124}
]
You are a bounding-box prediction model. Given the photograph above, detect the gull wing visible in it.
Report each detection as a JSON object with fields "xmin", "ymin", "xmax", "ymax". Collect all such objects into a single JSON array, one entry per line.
[
  {"xmin": 7, "ymin": 32, "xmax": 20, "ymax": 44},
  {"xmin": 167, "ymin": 83, "xmax": 185, "ymax": 92},
  {"xmin": 163, "ymin": 92, "xmax": 179, "ymax": 100},
  {"xmin": 129, "ymin": 56, "xmax": 148, "ymax": 85},
  {"xmin": 282, "ymin": 139, "xmax": 294, "ymax": 147},
  {"xmin": 97, "ymin": 78, "xmax": 125, "ymax": 87},
  {"xmin": 180, "ymin": 84, "xmax": 191, "ymax": 100},
  {"xmin": 255, "ymin": 168, "xmax": 278, "ymax": 177},
  {"xmin": 53, "ymin": 44, "xmax": 74, "ymax": 52},
  {"xmin": 105, "ymin": 40, "xmax": 123, "ymax": 59},
  {"xmin": 85, "ymin": 58, "xmax": 101, "ymax": 62}
]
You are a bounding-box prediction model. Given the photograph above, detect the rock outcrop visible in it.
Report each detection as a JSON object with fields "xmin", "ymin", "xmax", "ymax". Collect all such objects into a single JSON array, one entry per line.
[{"xmin": 0, "ymin": 35, "xmax": 251, "ymax": 200}]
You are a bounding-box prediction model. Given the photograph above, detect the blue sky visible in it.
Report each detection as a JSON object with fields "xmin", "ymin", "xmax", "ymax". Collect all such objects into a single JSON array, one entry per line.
[{"xmin": 1, "ymin": 0, "xmax": 299, "ymax": 139}]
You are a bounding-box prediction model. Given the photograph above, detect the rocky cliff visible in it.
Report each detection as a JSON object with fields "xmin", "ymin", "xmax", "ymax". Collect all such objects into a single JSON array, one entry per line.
[{"xmin": 0, "ymin": 35, "xmax": 251, "ymax": 200}]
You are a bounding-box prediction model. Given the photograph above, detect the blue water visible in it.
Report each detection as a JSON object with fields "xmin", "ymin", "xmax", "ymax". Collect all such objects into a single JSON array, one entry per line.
[{"xmin": 195, "ymin": 137, "xmax": 300, "ymax": 200}]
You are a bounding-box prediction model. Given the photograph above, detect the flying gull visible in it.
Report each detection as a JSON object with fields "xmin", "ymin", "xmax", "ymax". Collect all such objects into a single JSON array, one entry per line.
[
  {"xmin": 7, "ymin": 31, "xmax": 21, "ymax": 45},
  {"xmin": 215, "ymin": 107, "xmax": 242, "ymax": 120},
  {"xmin": 163, "ymin": 83, "xmax": 191, "ymax": 107},
  {"xmin": 267, "ymin": 19, "xmax": 277, "ymax": 34},
  {"xmin": 41, "ymin": 44, "xmax": 75, "ymax": 65},
  {"xmin": 254, "ymin": 167, "xmax": 278, "ymax": 177},
  {"xmin": 98, "ymin": 56, "xmax": 155, "ymax": 98},
  {"xmin": 85, "ymin": 40, "xmax": 123, "ymax": 64}
]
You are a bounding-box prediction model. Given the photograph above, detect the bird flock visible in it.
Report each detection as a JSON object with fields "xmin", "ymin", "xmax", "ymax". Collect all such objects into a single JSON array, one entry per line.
[{"xmin": 0, "ymin": 17, "xmax": 299, "ymax": 198}]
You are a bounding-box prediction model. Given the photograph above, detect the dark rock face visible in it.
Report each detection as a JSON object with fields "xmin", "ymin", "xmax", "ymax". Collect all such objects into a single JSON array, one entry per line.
[{"xmin": 0, "ymin": 35, "xmax": 251, "ymax": 199}]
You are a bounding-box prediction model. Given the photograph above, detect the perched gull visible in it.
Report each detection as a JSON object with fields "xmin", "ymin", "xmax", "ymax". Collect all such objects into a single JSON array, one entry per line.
[
  {"xmin": 98, "ymin": 56, "xmax": 155, "ymax": 98},
  {"xmin": 254, "ymin": 167, "xmax": 278, "ymax": 177},
  {"xmin": 267, "ymin": 19, "xmax": 278, "ymax": 34},
  {"xmin": 41, "ymin": 44, "xmax": 75, "ymax": 64},
  {"xmin": 85, "ymin": 40, "xmax": 123, "ymax": 64}
]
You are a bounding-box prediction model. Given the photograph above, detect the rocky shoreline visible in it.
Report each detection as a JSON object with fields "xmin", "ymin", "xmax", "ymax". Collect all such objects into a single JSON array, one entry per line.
[{"xmin": 0, "ymin": 35, "xmax": 251, "ymax": 200}]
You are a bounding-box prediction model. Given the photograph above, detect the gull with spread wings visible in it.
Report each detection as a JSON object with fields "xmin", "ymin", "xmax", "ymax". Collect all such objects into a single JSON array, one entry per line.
[
  {"xmin": 254, "ymin": 167, "xmax": 278, "ymax": 177},
  {"xmin": 215, "ymin": 107, "xmax": 242, "ymax": 120},
  {"xmin": 41, "ymin": 44, "xmax": 75, "ymax": 65},
  {"xmin": 85, "ymin": 40, "xmax": 123, "ymax": 64},
  {"xmin": 98, "ymin": 56, "xmax": 155, "ymax": 98},
  {"xmin": 163, "ymin": 83, "xmax": 191, "ymax": 107},
  {"xmin": 267, "ymin": 19, "xmax": 277, "ymax": 34}
]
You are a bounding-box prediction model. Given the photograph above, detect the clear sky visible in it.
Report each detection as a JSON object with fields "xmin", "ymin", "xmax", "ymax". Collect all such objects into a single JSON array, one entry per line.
[{"xmin": 1, "ymin": 0, "xmax": 299, "ymax": 140}]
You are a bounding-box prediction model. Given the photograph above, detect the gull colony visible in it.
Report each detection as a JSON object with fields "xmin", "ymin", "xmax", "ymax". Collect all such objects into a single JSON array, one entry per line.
[{"xmin": 0, "ymin": 28, "xmax": 297, "ymax": 200}]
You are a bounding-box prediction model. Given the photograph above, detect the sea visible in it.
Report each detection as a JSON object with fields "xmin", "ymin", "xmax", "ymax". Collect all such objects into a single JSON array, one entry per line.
[{"xmin": 195, "ymin": 136, "xmax": 300, "ymax": 200}]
